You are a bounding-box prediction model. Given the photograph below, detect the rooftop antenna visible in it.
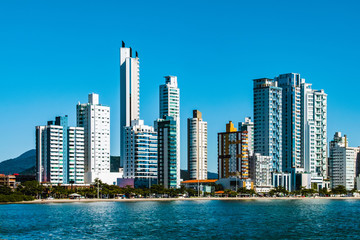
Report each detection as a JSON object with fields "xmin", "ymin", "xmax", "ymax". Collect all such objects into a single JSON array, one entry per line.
[
  {"xmin": 122, "ymin": 41, "xmax": 125, "ymax": 48},
  {"xmin": 136, "ymin": 51, "xmax": 138, "ymax": 57}
]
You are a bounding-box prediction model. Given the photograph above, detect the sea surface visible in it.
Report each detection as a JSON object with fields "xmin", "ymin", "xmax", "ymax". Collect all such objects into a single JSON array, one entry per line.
[{"xmin": 1, "ymin": 199, "xmax": 360, "ymax": 239}]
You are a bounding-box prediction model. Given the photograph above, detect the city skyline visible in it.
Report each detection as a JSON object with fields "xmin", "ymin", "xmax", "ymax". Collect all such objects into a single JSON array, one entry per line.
[{"xmin": 2, "ymin": 1, "xmax": 360, "ymax": 174}]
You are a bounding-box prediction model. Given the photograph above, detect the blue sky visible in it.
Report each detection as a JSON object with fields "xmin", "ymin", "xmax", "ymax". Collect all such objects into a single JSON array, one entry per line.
[{"xmin": 1, "ymin": 0, "xmax": 360, "ymax": 172}]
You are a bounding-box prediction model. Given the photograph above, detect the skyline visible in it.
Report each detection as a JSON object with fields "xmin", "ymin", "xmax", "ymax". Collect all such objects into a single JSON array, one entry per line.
[{"xmin": 2, "ymin": 1, "xmax": 360, "ymax": 173}]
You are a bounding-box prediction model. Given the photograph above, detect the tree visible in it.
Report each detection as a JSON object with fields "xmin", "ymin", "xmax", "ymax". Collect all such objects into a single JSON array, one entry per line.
[{"xmin": 331, "ymin": 185, "xmax": 347, "ymax": 195}]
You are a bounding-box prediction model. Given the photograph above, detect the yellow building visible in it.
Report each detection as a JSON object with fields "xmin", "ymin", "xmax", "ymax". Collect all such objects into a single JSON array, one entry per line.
[{"xmin": 218, "ymin": 121, "xmax": 249, "ymax": 179}]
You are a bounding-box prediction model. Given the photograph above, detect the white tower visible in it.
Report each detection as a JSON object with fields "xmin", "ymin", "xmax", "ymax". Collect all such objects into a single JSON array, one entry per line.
[
  {"xmin": 120, "ymin": 41, "xmax": 140, "ymax": 164},
  {"xmin": 77, "ymin": 93, "xmax": 111, "ymax": 184}
]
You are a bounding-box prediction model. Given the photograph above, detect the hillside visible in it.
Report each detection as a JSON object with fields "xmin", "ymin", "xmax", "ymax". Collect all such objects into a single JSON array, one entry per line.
[{"xmin": 0, "ymin": 150, "xmax": 36, "ymax": 175}]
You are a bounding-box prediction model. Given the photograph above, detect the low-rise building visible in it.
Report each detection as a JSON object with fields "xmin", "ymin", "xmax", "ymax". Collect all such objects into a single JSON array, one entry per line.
[{"xmin": 0, "ymin": 174, "xmax": 16, "ymax": 188}]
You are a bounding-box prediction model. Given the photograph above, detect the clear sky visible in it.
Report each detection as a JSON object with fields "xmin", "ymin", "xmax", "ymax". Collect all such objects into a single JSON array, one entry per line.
[{"xmin": 1, "ymin": 0, "xmax": 360, "ymax": 172}]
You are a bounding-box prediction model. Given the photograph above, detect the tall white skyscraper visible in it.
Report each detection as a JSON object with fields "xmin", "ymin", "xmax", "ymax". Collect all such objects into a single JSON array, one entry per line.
[
  {"xmin": 158, "ymin": 76, "xmax": 180, "ymax": 188},
  {"xmin": 187, "ymin": 110, "xmax": 207, "ymax": 180},
  {"xmin": 120, "ymin": 41, "xmax": 140, "ymax": 163},
  {"xmin": 77, "ymin": 93, "xmax": 115, "ymax": 184},
  {"xmin": 301, "ymin": 83, "xmax": 327, "ymax": 178},
  {"xmin": 123, "ymin": 119, "xmax": 158, "ymax": 187}
]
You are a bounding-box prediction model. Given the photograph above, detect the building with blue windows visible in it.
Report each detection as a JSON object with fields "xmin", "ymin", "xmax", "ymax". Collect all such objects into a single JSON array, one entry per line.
[
  {"xmin": 36, "ymin": 115, "xmax": 85, "ymax": 184},
  {"xmin": 155, "ymin": 116, "xmax": 178, "ymax": 189},
  {"xmin": 253, "ymin": 78, "xmax": 282, "ymax": 173},
  {"xmin": 157, "ymin": 76, "xmax": 180, "ymax": 188},
  {"xmin": 123, "ymin": 119, "xmax": 158, "ymax": 188}
]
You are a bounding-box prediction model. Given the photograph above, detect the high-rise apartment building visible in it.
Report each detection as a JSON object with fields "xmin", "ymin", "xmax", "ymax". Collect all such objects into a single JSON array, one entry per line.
[
  {"xmin": 77, "ymin": 93, "xmax": 115, "ymax": 184},
  {"xmin": 274, "ymin": 73, "xmax": 303, "ymax": 174},
  {"xmin": 218, "ymin": 121, "xmax": 249, "ymax": 179},
  {"xmin": 36, "ymin": 116, "xmax": 85, "ymax": 184},
  {"xmin": 123, "ymin": 119, "xmax": 158, "ymax": 187},
  {"xmin": 120, "ymin": 42, "xmax": 140, "ymax": 164},
  {"xmin": 239, "ymin": 117, "xmax": 254, "ymax": 156},
  {"xmin": 301, "ymin": 83, "xmax": 327, "ymax": 178},
  {"xmin": 157, "ymin": 76, "xmax": 180, "ymax": 188},
  {"xmin": 155, "ymin": 116, "xmax": 178, "ymax": 189},
  {"xmin": 329, "ymin": 132, "xmax": 359, "ymax": 190},
  {"xmin": 187, "ymin": 110, "xmax": 208, "ymax": 180},
  {"xmin": 253, "ymin": 78, "xmax": 282, "ymax": 172}
]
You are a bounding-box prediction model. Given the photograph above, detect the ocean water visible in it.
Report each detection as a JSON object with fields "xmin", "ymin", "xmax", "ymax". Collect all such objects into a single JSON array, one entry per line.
[{"xmin": 1, "ymin": 199, "xmax": 360, "ymax": 239}]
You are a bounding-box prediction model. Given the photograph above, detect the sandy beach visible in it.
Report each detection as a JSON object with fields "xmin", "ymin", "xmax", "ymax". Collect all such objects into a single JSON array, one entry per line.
[{"xmin": 4, "ymin": 196, "xmax": 360, "ymax": 204}]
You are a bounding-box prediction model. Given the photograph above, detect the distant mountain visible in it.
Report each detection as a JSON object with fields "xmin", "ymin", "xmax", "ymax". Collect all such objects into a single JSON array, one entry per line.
[
  {"xmin": 180, "ymin": 169, "xmax": 218, "ymax": 180},
  {"xmin": 0, "ymin": 150, "xmax": 36, "ymax": 175}
]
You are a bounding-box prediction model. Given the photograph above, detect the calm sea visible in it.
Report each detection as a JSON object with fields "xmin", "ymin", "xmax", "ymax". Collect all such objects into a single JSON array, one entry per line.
[{"xmin": 1, "ymin": 199, "xmax": 360, "ymax": 239}]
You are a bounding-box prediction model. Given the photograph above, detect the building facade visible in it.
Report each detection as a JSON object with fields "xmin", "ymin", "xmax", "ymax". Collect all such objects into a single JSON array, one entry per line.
[
  {"xmin": 329, "ymin": 132, "xmax": 359, "ymax": 190},
  {"xmin": 123, "ymin": 119, "xmax": 158, "ymax": 187},
  {"xmin": 77, "ymin": 93, "xmax": 115, "ymax": 184},
  {"xmin": 158, "ymin": 76, "xmax": 180, "ymax": 188},
  {"xmin": 36, "ymin": 116, "xmax": 85, "ymax": 184},
  {"xmin": 253, "ymin": 78, "xmax": 282, "ymax": 172},
  {"xmin": 120, "ymin": 42, "xmax": 140, "ymax": 164},
  {"xmin": 250, "ymin": 153, "xmax": 273, "ymax": 191},
  {"xmin": 155, "ymin": 116, "xmax": 178, "ymax": 189},
  {"xmin": 187, "ymin": 110, "xmax": 208, "ymax": 180},
  {"xmin": 301, "ymin": 83, "xmax": 328, "ymax": 179},
  {"xmin": 274, "ymin": 73, "xmax": 303, "ymax": 174},
  {"xmin": 218, "ymin": 121, "xmax": 249, "ymax": 179}
]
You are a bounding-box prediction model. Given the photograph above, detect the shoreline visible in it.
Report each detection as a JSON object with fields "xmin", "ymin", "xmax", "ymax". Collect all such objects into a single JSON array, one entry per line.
[{"xmin": 4, "ymin": 196, "xmax": 360, "ymax": 204}]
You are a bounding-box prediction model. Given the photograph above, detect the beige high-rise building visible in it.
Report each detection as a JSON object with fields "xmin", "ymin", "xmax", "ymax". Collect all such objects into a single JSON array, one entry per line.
[{"xmin": 187, "ymin": 110, "xmax": 208, "ymax": 180}]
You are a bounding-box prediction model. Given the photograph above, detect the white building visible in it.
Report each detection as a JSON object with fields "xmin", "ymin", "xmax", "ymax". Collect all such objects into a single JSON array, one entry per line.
[
  {"xmin": 239, "ymin": 117, "xmax": 254, "ymax": 156},
  {"xmin": 250, "ymin": 153, "xmax": 273, "ymax": 192},
  {"xmin": 68, "ymin": 127, "xmax": 85, "ymax": 184},
  {"xmin": 301, "ymin": 83, "xmax": 327, "ymax": 178},
  {"xmin": 77, "ymin": 93, "xmax": 119, "ymax": 184},
  {"xmin": 123, "ymin": 119, "xmax": 158, "ymax": 187},
  {"xmin": 159, "ymin": 76, "xmax": 180, "ymax": 188},
  {"xmin": 120, "ymin": 41, "xmax": 140, "ymax": 164},
  {"xmin": 329, "ymin": 132, "xmax": 359, "ymax": 190},
  {"xmin": 36, "ymin": 116, "xmax": 85, "ymax": 184},
  {"xmin": 187, "ymin": 110, "xmax": 207, "ymax": 180}
]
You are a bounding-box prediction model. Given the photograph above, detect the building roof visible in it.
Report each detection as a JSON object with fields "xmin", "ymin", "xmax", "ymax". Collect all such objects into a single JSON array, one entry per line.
[{"xmin": 181, "ymin": 179, "xmax": 218, "ymax": 184}]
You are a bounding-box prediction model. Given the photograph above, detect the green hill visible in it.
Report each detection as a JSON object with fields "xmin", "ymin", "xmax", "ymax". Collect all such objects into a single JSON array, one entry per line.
[{"xmin": 0, "ymin": 150, "xmax": 36, "ymax": 175}]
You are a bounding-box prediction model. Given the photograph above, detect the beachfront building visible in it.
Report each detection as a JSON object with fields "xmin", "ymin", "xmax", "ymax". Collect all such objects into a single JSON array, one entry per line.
[
  {"xmin": 36, "ymin": 116, "xmax": 85, "ymax": 184},
  {"xmin": 250, "ymin": 153, "xmax": 273, "ymax": 192},
  {"xmin": 217, "ymin": 121, "xmax": 249, "ymax": 180},
  {"xmin": 155, "ymin": 116, "xmax": 178, "ymax": 189},
  {"xmin": 120, "ymin": 41, "xmax": 140, "ymax": 165},
  {"xmin": 157, "ymin": 76, "xmax": 180, "ymax": 188},
  {"xmin": 328, "ymin": 132, "xmax": 359, "ymax": 190},
  {"xmin": 253, "ymin": 78, "xmax": 282, "ymax": 172},
  {"xmin": 301, "ymin": 82, "xmax": 328, "ymax": 179},
  {"xmin": 274, "ymin": 73, "xmax": 303, "ymax": 176},
  {"xmin": 77, "ymin": 93, "xmax": 119, "ymax": 184},
  {"xmin": 187, "ymin": 110, "xmax": 208, "ymax": 180},
  {"xmin": 123, "ymin": 119, "xmax": 158, "ymax": 188}
]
